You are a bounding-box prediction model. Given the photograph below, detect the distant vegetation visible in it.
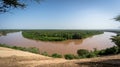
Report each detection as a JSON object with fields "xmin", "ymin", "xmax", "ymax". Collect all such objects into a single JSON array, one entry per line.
[
  {"xmin": 0, "ymin": 44, "xmax": 40, "ymax": 54},
  {"xmin": 51, "ymin": 53, "xmax": 62, "ymax": 58},
  {"xmin": 0, "ymin": 30, "xmax": 19, "ymax": 36},
  {"xmin": 64, "ymin": 54, "xmax": 79, "ymax": 60},
  {"xmin": 22, "ymin": 30, "xmax": 103, "ymax": 41},
  {"xmin": 65, "ymin": 46, "xmax": 120, "ymax": 60}
]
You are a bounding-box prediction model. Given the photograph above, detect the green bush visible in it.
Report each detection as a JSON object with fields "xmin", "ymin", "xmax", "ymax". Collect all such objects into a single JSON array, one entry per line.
[
  {"xmin": 41, "ymin": 52, "xmax": 49, "ymax": 56},
  {"xmin": 111, "ymin": 35, "xmax": 120, "ymax": 48},
  {"xmin": 51, "ymin": 53, "xmax": 62, "ymax": 58},
  {"xmin": 93, "ymin": 48, "xmax": 99, "ymax": 55},
  {"xmin": 98, "ymin": 46, "xmax": 120, "ymax": 55},
  {"xmin": 77, "ymin": 49, "xmax": 89, "ymax": 57},
  {"xmin": 86, "ymin": 52, "xmax": 97, "ymax": 58},
  {"xmin": 64, "ymin": 54, "xmax": 76, "ymax": 60},
  {"xmin": 108, "ymin": 46, "xmax": 119, "ymax": 54},
  {"xmin": 27, "ymin": 47, "xmax": 40, "ymax": 54},
  {"xmin": 98, "ymin": 50, "xmax": 105, "ymax": 55}
]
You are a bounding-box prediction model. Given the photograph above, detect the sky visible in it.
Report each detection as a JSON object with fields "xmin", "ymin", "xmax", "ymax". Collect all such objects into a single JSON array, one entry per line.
[{"xmin": 0, "ymin": 0, "xmax": 120, "ymax": 29}]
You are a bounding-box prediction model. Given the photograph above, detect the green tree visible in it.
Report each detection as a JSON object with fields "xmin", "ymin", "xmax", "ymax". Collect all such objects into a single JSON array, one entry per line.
[
  {"xmin": 72, "ymin": 33, "xmax": 82, "ymax": 39},
  {"xmin": 77, "ymin": 49, "xmax": 89, "ymax": 57},
  {"xmin": 51, "ymin": 53, "xmax": 62, "ymax": 58},
  {"xmin": 64, "ymin": 54, "xmax": 76, "ymax": 60},
  {"xmin": 112, "ymin": 15, "xmax": 120, "ymax": 47},
  {"xmin": 111, "ymin": 36, "xmax": 120, "ymax": 48},
  {"xmin": 0, "ymin": 0, "xmax": 41, "ymax": 13}
]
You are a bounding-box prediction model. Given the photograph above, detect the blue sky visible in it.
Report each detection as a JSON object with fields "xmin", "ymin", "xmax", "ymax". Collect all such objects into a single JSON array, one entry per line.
[{"xmin": 0, "ymin": 0, "xmax": 120, "ymax": 29}]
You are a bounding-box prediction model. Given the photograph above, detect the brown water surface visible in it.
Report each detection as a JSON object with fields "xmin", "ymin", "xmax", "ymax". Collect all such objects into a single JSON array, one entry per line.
[{"xmin": 0, "ymin": 31, "xmax": 116, "ymax": 55}]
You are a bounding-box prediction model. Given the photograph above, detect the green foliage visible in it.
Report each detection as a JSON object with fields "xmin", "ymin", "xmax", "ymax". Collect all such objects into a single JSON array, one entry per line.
[
  {"xmin": 93, "ymin": 48, "xmax": 99, "ymax": 55},
  {"xmin": 64, "ymin": 54, "xmax": 77, "ymax": 60},
  {"xmin": 111, "ymin": 33, "xmax": 120, "ymax": 53},
  {"xmin": 51, "ymin": 53, "xmax": 62, "ymax": 58},
  {"xmin": 77, "ymin": 49, "xmax": 89, "ymax": 57},
  {"xmin": 98, "ymin": 50, "xmax": 106, "ymax": 55},
  {"xmin": 0, "ymin": 0, "xmax": 25, "ymax": 13},
  {"xmin": 111, "ymin": 35, "xmax": 120, "ymax": 48},
  {"xmin": 98, "ymin": 46, "xmax": 119, "ymax": 55},
  {"xmin": 0, "ymin": 0, "xmax": 40, "ymax": 13},
  {"xmin": 27, "ymin": 47, "xmax": 40, "ymax": 54},
  {"xmin": 77, "ymin": 46, "xmax": 120, "ymax": 59},
  {"xmin": 86, "ymin": 52, "xmax": 97, "ymax": 58},
  {"xmin": 0, "ymin": 44, "xmax": 40, "ymax": 54},
  {"xmin": 76, "ymin": 49, "xmax": 97, "ymax": 58},
  {"xmin": 0, "ymin": 30, "xmax": 19, "ymax": 36},
  {"xmin": 22, "ymin": 30, "xmax": 103, "ymax": 41},
  {"xmin": 41, "ymin": 52, "xmax": 49, "ymax": 56}
]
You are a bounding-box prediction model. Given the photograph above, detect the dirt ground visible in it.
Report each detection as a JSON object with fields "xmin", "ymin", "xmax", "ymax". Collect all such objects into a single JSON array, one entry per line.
[{"xmin": 0, "ymin": 47, "xmax": 120, "ymax": 67}]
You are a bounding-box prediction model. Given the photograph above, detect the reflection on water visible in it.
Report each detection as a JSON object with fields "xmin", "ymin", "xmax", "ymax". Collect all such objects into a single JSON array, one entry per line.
[{"xmin": 0, "ymin": 31, "xmax": 116, "ymax": 55}]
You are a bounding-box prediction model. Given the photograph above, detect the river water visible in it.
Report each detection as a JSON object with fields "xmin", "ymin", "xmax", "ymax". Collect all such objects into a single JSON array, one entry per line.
[{"xmin": 0, "ymin": 31, "xmax": 116, "ymax": 55}]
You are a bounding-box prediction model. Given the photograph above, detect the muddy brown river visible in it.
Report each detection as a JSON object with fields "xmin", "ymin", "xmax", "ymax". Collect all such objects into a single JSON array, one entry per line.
[{"xmin": 0, "ymin": 32, "xmax": 116, "ymax": 55}]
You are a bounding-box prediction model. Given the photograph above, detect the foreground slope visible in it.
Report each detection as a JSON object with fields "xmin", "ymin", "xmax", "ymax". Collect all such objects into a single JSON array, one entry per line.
[
  {"xmin": 0, "ymin": 47, "xmax": 120, "ymax": 67},
  {"xmin": 0, "ymin": 47, "xmax": 68, "ymax": 67}
]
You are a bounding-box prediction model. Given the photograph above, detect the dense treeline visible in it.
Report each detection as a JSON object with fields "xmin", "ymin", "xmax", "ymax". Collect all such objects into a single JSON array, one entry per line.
[
  {"xmin": 22, "ymin": 30, "xmax": 103, "ymax": 41},
  {"xmin": 0, "ymin": 30, "xmax": 19, "ymax": 36}
]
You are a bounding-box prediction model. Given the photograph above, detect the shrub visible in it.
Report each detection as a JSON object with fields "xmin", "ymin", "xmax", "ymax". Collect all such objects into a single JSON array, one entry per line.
[
  {"xmin": 51, "ymin": 53, "xmax": 62, "ymax": 58},
  {"xmin": 73, "ymin": 55, "xmax": 80, "ymax": 59},
  {"xmin": 77, "ymin": 49, "xmax": 89, "ymax": 57},
  {"xmin": 99, "ymin": 46, "xmax": 119, "ymax": 55},
  {"xmin": 98, "ymin": 50, "xmax": 106, "ymax": 55},
  {"xmin": 41, "ymin": 52, "xmax": 49, "ymax": 56},
  {"xmin": 105, "ymin": 46, "xmax": 119, "ymax": 54},
  {"xmin": 93, "ymin": 48, "xmax": 99, "ymax": 55},
  {"xmin": 111, "ymin": 35, "xmax": 120, "ymax": 48},
  {"xmin": 27, "ymin": 47, "xmax": 40, "ymax": 54},
  {"xmin": 64, "ymin": 54, "xmax": 76, "ymax": 60},
  {"xmin": 86, "ymin": 52, "xmax": 97, "ymax": 58}
]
